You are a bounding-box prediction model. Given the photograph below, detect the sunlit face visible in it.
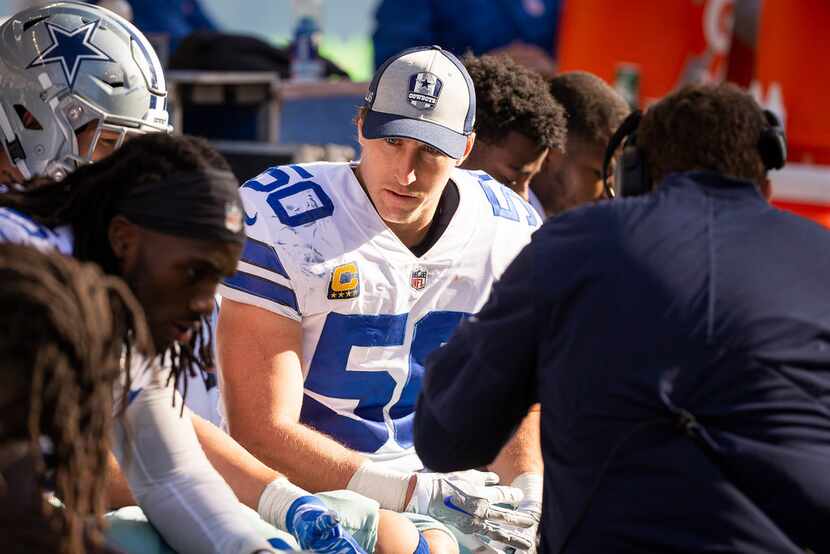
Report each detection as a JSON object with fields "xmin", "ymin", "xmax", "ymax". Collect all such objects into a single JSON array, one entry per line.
[
  {"xmin": 530, "ymin": 138, "xmax": 606, "ymax": 217},
  {"xmin": 464, "ymin": 131, "xmax": 548, "ymax": 200},
  {"xmin": 356, "ymin": 124, "xmax": 469, "ymax": 242},
  {"xmin": 115, "ymin": 223, "xmax": 242, "ymax": 352}
]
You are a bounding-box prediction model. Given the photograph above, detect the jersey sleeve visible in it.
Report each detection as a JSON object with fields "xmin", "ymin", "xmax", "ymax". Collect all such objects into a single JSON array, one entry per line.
[
  {"xmin": 112, "ymin": 362, "xmax": 275, "ymax": 554},
  {"xmin": 218, "ymin": 171, "xmax": 302, "ymax": 322}
]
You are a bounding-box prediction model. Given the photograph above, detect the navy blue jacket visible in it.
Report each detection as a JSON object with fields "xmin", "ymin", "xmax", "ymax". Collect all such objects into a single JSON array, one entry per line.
[
  {"xmin": 415, "ymin": 172, "xmax": 830, "ymax": 553},
  {"xmin": 127, "ymin": 0, "xmax": 217, "ymax": 51},
  {"xmin": 372, "ymin": 0, "xmax": 560, "ymax": 69}
]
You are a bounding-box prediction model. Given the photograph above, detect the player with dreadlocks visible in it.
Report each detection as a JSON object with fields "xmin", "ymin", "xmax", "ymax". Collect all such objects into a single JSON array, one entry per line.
[
  {"xmin": 0, "ymin": 243, "xmax": 149, "ymax": 554},
  {"xmin": 0, "ymin": 130, "xmax": 229, "ymax": 397},
  {"xmin": 0, "ymin": 132, "xmax": 382, "ymax": 553}
]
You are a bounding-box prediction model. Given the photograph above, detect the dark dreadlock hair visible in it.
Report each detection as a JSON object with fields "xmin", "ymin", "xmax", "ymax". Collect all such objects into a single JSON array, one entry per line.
[
  {"xmin": 462, "ymin": 53, "xmax": 567, "ymax": 152},
  {"xmin": 0, "ymin": 244, "xmax": 150, "ymax": 554},
  {"xmin": 0, "ymin": 133, "xmax": 233, "ymax": 403}
]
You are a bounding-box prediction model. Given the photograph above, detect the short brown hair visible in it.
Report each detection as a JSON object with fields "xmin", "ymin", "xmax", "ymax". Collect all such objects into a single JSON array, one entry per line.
[
  {"xmin": 549, "ymin": 71, "xmax": 630, "ymax": 148},
  {"xmin": 637, "ymin": 83, "xmax": 768, "ymax": 185}
]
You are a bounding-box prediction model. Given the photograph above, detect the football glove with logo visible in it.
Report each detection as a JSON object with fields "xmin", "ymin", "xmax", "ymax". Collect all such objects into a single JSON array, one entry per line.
[
  {"xmin": 286, "ymin": 496, "xmax": 367, "ymax": 554},
  {"xmin": 405, "ymin": 470, "xmax": 536, "ymax": 550},
  {"xmin": 259, "ymin": 477, "xmax": 366, "ymax": 554}
]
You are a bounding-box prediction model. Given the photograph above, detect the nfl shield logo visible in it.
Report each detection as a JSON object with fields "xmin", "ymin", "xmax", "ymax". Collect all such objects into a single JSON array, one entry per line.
[
  {"xmin": 408, "ymin": 72, "xmax": 443, "ymax": 110},
  {"xmin": 410, "ymin": 267, "xmax": 428, "ymax": 290},
  {"xmin": 225, "ymin": 202, "xmax": 243, "ymax": 233}
]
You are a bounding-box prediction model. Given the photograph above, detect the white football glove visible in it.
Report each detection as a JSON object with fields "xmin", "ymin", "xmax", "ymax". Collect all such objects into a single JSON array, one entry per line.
[
  {"xmin": 405, "ymin": 470, "xmax": 536, "ymax": 550},
  {"xmin": 508, "ymin": 473, "xmax": 543, "ymax": 553}
]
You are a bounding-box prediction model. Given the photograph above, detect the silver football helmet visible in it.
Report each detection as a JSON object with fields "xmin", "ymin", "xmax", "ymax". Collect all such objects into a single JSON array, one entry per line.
[{"xmin": 0, "ymin": 2, "xmax": 170, "ymax": 180}]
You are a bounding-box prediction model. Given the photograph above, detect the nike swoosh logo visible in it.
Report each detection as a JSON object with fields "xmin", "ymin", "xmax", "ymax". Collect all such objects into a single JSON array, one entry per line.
[
  {"xmin": 127, "ymin": 387, "xmax": 143, "ymax": 405},
  {"xmin": 244, "ymin": 211, "xmax": 258, "ymax": 226}
]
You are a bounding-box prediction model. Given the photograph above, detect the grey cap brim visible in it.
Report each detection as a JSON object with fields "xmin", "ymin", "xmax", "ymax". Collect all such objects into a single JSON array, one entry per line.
[{"xmin": 363, "ymin": 110, "xmax": 469, "ymax": 159}]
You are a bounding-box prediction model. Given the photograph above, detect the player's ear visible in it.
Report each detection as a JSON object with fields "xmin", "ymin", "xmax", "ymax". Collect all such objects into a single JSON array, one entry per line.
[
  {"xmin": 455, "ymin": 132, "xmax": 476, "ymax": 166},
  {"xmin": 108, "ymin": 214, "xmax": 141, "ymax": 271},
  {"xmin": 355, "ymin": 117, "xmax": 366, "ymax": 145},
  {"xmin": 759, "ymin": 176, "xmax": 772, "ymax": 200}
]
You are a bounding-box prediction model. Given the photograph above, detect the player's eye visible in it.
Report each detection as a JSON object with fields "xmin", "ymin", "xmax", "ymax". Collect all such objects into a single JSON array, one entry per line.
[
  {"xmin": 185, "ymin": 266, "xmax": 201, "ymax": 283},
  {"xmin": 384, "ymin": 137, "xmax": 401, "ymax": 146},
  {"xmin": 185, "ymin": 264, "xmax": 215, "ymax": 284},
  {"xmin": 422, "ymin": 144, "xmax": 442, "ymax": 156}
]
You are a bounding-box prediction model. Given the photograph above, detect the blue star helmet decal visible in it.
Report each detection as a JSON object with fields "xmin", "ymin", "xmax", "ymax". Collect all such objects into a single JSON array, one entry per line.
[{"xmin": 26, "ymin": 19, "xmax": 113, "ymax": 87}]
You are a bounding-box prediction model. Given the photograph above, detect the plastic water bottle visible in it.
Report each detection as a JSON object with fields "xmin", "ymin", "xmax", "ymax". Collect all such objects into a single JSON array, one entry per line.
[
  {"xmin": 614, "ymin": 62, "xmax": 641, "ymax": 110},
  {"xmin": 290, "ymin": 0, "xmax": 324, "ymax": 81}
]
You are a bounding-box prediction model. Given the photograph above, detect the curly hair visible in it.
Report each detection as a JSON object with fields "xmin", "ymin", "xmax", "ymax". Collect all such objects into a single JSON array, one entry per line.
[
  {"xmin": 637, "ymin": 83, "xmax": 768, "ymax": 186},
  {"xmin": 0, "ymin": 244, "xmax": 150, "ymax": 554},
  {"xmin": 0, "ymin": 133, "xmax": 232, "ymax": 404},
  {"xmin": 463, "ymin": 53, "xmax": 566, "ymax": 151},
  {"xmin": 549, "ymin": 71, "xmax": 630, "ymax": 148}
]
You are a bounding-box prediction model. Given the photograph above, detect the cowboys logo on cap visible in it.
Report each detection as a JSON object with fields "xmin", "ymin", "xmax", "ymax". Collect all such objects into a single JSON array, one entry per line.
[{"xmin": 408, "ymin": 72, "xmax": 443, "ymax": 110}]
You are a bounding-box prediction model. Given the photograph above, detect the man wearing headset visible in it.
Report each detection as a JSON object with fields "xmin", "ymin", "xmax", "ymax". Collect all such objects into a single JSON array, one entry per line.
[{"xmin": 413, "ymin": 82, "xmax": 830, "ymax": 553}]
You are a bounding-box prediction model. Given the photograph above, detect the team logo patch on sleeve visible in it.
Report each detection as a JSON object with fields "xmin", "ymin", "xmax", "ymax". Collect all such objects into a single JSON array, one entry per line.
[{"xmin": 328, "ymin": 262, "xmax": 360, "ymax": 299}]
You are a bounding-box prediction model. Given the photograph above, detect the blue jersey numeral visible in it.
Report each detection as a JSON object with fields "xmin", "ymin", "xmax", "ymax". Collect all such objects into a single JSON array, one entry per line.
[
  {"xmin": 300, "ymin": 310, "xmax": 469, "ymax": 452},
  {"xmin": 391, "ymin": 310, "xmax": 468, "ymax": 448},
  {"xmin": 242, "ymin": 165, "xmax": 333, "ymax": 227},
  {"xmin": 477, "ymin": 174, "xmax": 538, "ymax": 226},
  {"xmin": 478, "ymin": 174, "xmax": 520, "ymax": 222}
]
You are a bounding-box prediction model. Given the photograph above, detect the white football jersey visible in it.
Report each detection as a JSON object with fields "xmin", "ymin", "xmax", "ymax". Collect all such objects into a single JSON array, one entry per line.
[{"xmin": 219, "ymin": 162, "xmax": 539, "ymax": 471}]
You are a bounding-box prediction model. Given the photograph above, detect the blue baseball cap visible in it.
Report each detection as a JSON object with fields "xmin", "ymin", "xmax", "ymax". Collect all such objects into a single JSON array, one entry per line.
[{"xmin": 362, "ymin": 45, "xmax": 476, "ymax": 159}]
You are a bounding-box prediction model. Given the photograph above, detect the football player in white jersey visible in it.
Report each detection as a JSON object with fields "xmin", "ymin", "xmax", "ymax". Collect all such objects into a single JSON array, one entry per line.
[{"xmin": 218, "ymin": 46, "xmax": 547, "ymax": 553}]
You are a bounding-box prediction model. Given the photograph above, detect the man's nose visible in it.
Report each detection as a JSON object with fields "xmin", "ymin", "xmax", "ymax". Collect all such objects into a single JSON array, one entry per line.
[
  {"xmin": 189, "ymin": 293, "xmax": 215, "ymax": 317},
  {"xmin": 393, "ymin": 151, "xmax": 417, "ymax": 186}
]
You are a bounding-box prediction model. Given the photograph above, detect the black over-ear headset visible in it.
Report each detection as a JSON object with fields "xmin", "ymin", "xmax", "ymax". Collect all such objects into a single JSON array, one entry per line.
[{"xmin": 601, "ymin": 108, "xmax": 788, "ymax": 198}]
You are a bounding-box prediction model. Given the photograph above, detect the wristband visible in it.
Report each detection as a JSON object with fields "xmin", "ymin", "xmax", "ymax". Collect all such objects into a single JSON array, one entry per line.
[
  {"xmin": 346, "ymin": 461, "xmax": 411, "ymax": 511},
  {"xmin": 257, "ymin": 477, "xmax": 311, "ymax": 532},
  {"xmin": 511, "ymin": 472, "xmax": 543, "ymax": 514}
]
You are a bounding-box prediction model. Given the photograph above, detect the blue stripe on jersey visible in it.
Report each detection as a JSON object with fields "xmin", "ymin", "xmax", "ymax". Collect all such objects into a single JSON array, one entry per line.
[
  {"xmin": 241, "ymin": 237, "xmax": 289, "ymax": 278},
  {"xmin": 301, "ymin": 394, "xmax": 391, "ymax": 452},
  {"xmin": 223, "ymin": 270, "xmax": 299, "ymax": 313}
]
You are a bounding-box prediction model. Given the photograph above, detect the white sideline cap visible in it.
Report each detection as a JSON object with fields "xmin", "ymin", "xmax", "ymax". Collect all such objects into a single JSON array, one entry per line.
[{"xmin": 362, "ymin": 45, "xmax": 476, "ymax": 159}]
